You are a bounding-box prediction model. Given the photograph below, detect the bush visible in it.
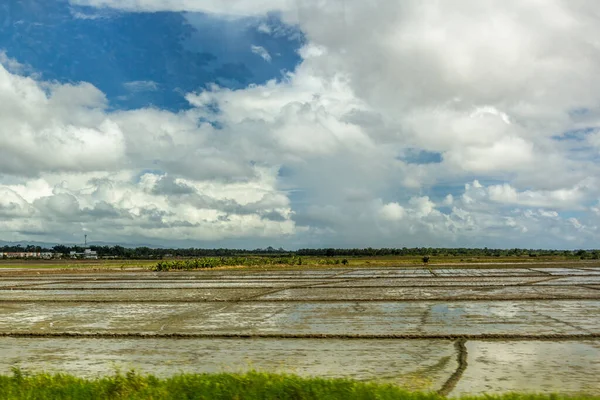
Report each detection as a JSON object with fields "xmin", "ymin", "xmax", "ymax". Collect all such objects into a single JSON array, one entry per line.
[
  {"xmin": 1, "ymin": 370, "xmax": 598, "ymax": 400},
  {"xmin": 0, "ymin": 370, "xmax": 437, "ymax": 400},
  {"xmin": 154, "ymin": 256, "xmax": 316, "ymax": 271}
]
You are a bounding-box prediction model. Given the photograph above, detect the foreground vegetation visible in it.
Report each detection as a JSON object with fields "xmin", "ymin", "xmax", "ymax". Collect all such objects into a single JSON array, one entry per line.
[
  {"xmin": 154, "ymin": 257, "xmax": 348, "ymax": 271},
  {"xmin": 0, "ymin": 370, "xmax": 598, "ymax": 400}
]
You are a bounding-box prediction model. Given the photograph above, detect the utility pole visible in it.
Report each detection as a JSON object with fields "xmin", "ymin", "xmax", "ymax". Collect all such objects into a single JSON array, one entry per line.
[{"xmin": 84, "ymin": 234, "xmax": 87, "ymax": 247}]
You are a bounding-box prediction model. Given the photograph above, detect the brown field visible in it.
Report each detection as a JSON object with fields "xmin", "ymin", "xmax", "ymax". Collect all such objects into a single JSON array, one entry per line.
[{"xmin": 1, "ymin": 259, "xmax": 600, "ymax": 395}]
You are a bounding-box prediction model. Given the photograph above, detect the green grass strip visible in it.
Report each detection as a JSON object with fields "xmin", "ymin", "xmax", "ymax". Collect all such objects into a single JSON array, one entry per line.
[{"xmin": 0, "ymin": 369, "xmax": 598, "ymax": 400}]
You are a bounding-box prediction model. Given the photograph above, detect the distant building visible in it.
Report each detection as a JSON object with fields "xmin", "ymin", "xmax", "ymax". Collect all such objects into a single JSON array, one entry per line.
[
  {"xmin": 1, "ymin": 252, "xmax": 60, "ymax": 259},
  {"xmin": 69, "ymin": 249, "xmax": 98, "ymax": 259},
  {"xmin": 1, "ymin": 252, "xmax": 43, "ymax": 258}
]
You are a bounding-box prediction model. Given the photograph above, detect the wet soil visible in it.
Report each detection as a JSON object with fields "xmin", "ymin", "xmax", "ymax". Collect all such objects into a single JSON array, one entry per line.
[
  {"xmin": 1, "ymin": 265, "xmax": 599, "ymax": 395},
  {"xmin": 0, "ymin": 337, "xmax": 456, "ymax": 391}
]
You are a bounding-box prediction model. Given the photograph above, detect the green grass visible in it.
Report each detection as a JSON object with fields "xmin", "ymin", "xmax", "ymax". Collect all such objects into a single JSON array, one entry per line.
[
  {"xmin": 2, "ymin": 255, "xmax": 600, "ymax": 272},
  {"xmin": 0, "ymin": 260, "xmax": 157, "ymax": 269},
  {"xmin": 153, "ymin": 257, "xmax": 349, "ymax": 271},
  {"xmin": 0, "ymin": 370, "xmax": 598, "ymax": 400},
  {"xmin": 152, "ymin": 255, "xmax": 600, "ymax": 271}
]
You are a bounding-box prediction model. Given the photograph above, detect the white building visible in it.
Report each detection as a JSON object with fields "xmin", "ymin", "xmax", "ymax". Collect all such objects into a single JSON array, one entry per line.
[{"xmin": 69, "ymin": 249, "xmax": 98, "ymax": 259}]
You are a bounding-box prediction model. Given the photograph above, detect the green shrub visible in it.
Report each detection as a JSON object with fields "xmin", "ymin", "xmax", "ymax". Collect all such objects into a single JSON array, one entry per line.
[
  {"xmin": 1, "ymin": 370, "xmax": 598, "ymax": 400},
  {"xmin": 154, "ymin": 257, "xmax": 349, "ymax": 271}
]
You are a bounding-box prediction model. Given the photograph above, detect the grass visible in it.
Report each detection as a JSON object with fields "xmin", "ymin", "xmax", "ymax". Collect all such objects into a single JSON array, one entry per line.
[
  {"xmin": 153, "ymin": 257, "xmax": 349, "ymax": 271},
  {"xmin": 0, "ymin": 370, "xmax": 432, "ymax": 400},
  {"xmin": 0, "ymin": 260, "xmax": 157, "ymax": 270},
  {"xmin": 0, "ymin": 370, "xmax": 598, "ymax": 400},
  {"xmin": 2, "ymin": 255, "xmax": 600, "ymax": 271},
  {"xmin": 153, "ymin": 255, "xmax": 600, "ymax": 271}
]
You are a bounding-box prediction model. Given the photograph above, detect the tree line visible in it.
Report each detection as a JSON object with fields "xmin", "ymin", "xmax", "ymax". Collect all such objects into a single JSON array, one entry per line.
[
  {"xmin": 2, "ymin": 245, "xmax": 600, "ymax": 259},
  {"xmin": 297, "ymin": 247, "xmax": 600, "ymax": 258}
]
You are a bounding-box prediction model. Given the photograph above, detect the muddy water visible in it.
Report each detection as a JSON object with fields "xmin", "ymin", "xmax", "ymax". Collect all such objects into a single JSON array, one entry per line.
[
  {"xmin": 0, "ymin": 300, "xmax": 598, "ymax": 336},
  {"xmin": 317, "ymin": 277, "xmax": 547, "ymax": 287},
  {"xmin": 2, "ymin": 266, "xmax": 600, "ymax": 395},
  {"xmin": 0, "ymin": 338, "xmax": 455, "ymax": 391},
  {"xmin": 257, "ymin": 286, "xmax": 600, "ymax": 301},
  {"xmin": 2, "ymin": 337, "xmax": 599, "ymax": 395},
  {"xmin": 0, "ymin": 288, "xmax": 270, "ymax": 302},
  {"xmin": 1, "ymin": 286, "xmax": 598, "ymax": 302},
  {"xmin": 454, "ymin": 341, "xmax": 600, "ymax": 395},
  {"xmin": 24, "ymin": 280, "xmax": 319, "ymax": 289}
]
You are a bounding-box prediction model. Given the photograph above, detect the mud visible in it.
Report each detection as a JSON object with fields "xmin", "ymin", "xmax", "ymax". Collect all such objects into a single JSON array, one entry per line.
[
  {"xmin": 1, "ymin": 265, "xmax": 600, "ymax": 395},
  {"xmin": 255, "ymin": 286, "xmax": 600, "ymax": 301},
  {"xmin": 438, "ymin": 339, "xmax": 468, "ymax": 396},
  {"xmin": 0, "ymin": 300, "xmax": 598, "ymax": 336},
  {"xmin": 316, "ymin": 277, "xmax": 550, "ymax": 287},
  {"xmin": 0, "ymin": 337, "xmax": 456, "ymax": 391},
  {"xmin": 2, "ymin": 337, "xmax": 599, "ymax": 395},
  {"xmin": 0, "ymin": 288, "xmax": 270, "ymax": 302},
  {"xmin": 453, "ymin": 340, "xmax": 600, "ymax": 395},
  {"xmin": 6, "ymin": 280, "xmax": 320, "ymax": 289}
]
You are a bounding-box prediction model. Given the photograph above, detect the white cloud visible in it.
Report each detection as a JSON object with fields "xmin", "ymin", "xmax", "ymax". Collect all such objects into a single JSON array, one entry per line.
[
  {"xmin": 379, "ymin": 202, "xmax": 405, "ymax": 221},
  {"xmin": 251, "ymin": 45, "xmax": 272, "ymax": 62},
  {"xmin": 0, "ymin": 51, "xmax": 28, "ymax": 75},
  {"xmin": 257, "ymin": 23, "xmax": 272, "ymax": 34},
  {"xmin": 0, "ymin": 64, "xmax": 124, "ymax": 176},
  {"xmin": 5, "ymin": 1, "xmax": 600, "ymax": 248},
  {"xmin": 0, "ymin": 188, "xmax": 35, "ymax": 218},
  {"xmin": 123, "ymin": 81, "xmax": 159, "ymax": 92},
  {"xmin": 0, "ymin": 168, "xmax": 296, "ymax": 244},
  {"xmin": 462, "ymin": 180, "xmax": 595, "ymax": 210},
  {"xmin": 69, "ymin": 0, "xmax": 294, "ymax": 17},
  {"xmin": 0, "ymin": 53, "xmax": 295, "ymax": 244},
  {"xmin": 406, "ymin": 196, "xmax": 434, "ymax": 219},
  {"xmin": 443, "ymin": 194, "xmax": 454, "ymax": 206}
]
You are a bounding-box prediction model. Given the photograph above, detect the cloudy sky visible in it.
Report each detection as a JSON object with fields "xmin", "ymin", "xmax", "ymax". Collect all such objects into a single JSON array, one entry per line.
[{"xmin": 1, "ymin": 0, "xmax": 600, "ymax": 249}]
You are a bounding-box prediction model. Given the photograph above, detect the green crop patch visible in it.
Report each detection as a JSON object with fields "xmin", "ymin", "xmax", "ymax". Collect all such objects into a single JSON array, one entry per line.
[
  {"xmin": 0, "ymin": 370, "xmax": 598, "ymax": 400},
  {"xmin": 153, "ymin": 257, "xmax": 349, "ymax": 271}
]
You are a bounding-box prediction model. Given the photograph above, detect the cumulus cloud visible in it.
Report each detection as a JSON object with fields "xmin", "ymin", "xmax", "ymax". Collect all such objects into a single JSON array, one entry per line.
[
  {"xmin": 0, "ymin": 64, "xmax": 125, "ymax": 176},
  {"xmin": 379, "ymin": 202, "xmax": 405, "ymax": 221},
  {"xmin": 0, "ymin": 169, "xmax": 296, "ymax": 244},
  {"xmin": 0, "ymin": 53, "xmax": 295, "ymax": 245},
  {"xmin": 4, "ymin": 1, "xmax": 600, "ymax": 248}
]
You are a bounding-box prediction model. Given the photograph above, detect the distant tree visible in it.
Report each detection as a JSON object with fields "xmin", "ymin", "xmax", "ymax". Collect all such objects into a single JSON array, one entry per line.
[
  {"xmin": 53, "ymin": 245, "xmax": 70, "ymax": 254},
  {"xmin": 422, "ymin": 256, "xmax": 430, "ymax": 265},
  {"xmin": 575, "ymin": 249, "xmax": 587, "ymax": 259}
]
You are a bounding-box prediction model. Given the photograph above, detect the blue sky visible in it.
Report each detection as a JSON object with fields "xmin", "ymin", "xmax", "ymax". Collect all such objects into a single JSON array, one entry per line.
[
  {"xmin": 1, "ymin": 0, "xmax": 600, "ymax": 249},
  {"xmin": 0, "ymin": 1, "xmax": 303, "ymax": 110}
]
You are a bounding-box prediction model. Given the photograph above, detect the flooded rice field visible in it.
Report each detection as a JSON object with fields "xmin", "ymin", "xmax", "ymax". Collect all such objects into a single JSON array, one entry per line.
[{"xmin": 1, "ymin": 265, "xmax": 600, "ymax": 395}]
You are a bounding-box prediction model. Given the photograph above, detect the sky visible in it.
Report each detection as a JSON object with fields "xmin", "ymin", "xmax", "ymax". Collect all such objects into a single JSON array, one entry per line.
[{"xmin": 1, "ymin": 0, "xmax": 600, "ymax": 249}]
